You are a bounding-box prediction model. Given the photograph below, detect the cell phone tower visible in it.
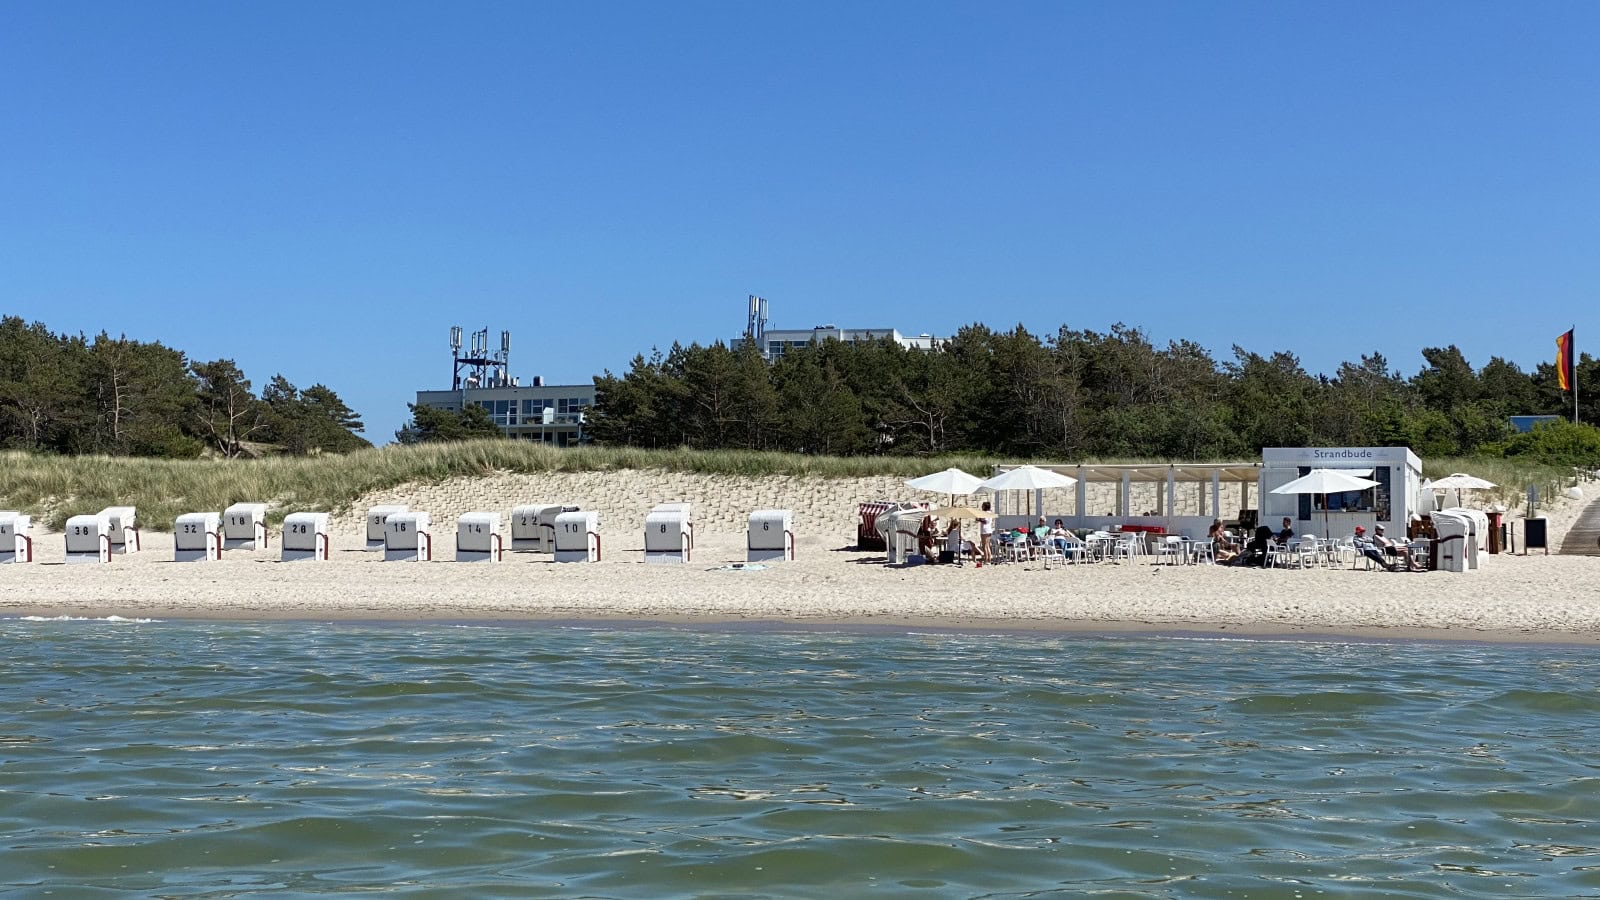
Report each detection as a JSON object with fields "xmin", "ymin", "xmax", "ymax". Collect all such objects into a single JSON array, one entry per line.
[{"xmin": 450, "ymin": 326, "xmax": 512, "ymax": 389}]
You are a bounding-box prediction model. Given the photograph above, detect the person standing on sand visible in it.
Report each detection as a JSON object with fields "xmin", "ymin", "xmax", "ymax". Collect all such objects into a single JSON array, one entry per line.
[{"xmin": 978, "ymin": 501, "xmax": 995, "ymax": 566}]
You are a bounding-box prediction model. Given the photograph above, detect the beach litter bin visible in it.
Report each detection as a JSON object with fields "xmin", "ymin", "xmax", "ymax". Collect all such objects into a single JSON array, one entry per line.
[{"xmin": 1485, "ymin": 510, "xmax": 1504, "ymax": 554}]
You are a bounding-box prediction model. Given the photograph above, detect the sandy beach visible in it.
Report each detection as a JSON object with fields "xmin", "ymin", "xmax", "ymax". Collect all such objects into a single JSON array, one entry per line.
[{"xmin": 5, "ymin": 469, "xmax": 1596, "ymax": 643}]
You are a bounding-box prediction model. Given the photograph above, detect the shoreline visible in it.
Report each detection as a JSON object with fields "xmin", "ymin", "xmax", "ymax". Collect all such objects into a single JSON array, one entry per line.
[
  {"xmin": 8, "ymin": 606, "xmax": 1600, "ymax": 647},
  {"xmin": 6, "ymin": 528, "xmax": 1599, "ymax": 646}
]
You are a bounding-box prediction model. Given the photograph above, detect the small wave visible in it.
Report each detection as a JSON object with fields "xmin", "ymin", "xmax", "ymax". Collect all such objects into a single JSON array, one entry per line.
[{"xmin": 13, "ymin": 615, "xmax": 160, "ymax": 624}]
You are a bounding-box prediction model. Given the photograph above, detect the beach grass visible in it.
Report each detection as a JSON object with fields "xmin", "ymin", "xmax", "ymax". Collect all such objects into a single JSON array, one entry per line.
[
  {"xmin": 1420, "ymin": 457, "xmax": 1580, "ymax": 512},
  {"xmin": 1, "ymin": 443, "xmax": 1583, "ymax": 531},
  {"xmin": 0, "ymin": 444, "xmax": 1004, "ymax": 529}
]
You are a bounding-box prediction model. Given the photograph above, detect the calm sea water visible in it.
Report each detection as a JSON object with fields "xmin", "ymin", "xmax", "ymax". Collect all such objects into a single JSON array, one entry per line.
[{"xmin": 2, "ymin": 619, "xmax": 1599, "ymax": 898}]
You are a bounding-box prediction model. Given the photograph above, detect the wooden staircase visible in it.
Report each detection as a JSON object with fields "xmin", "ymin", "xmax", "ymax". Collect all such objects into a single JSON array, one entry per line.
[{"xmin": 1559, "ymin": 500, "xmax": 1600, "ymax": 556}]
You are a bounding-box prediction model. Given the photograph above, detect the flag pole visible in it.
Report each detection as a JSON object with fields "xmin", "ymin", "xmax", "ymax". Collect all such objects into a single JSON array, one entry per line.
[{"xmin": 1574, "ymin": 326, "xmax": 1580, "ymax": 426}]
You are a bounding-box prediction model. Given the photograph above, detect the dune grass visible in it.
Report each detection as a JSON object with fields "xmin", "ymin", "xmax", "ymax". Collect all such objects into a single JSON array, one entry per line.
[
  {"xmin": 1, "ymin": 442, "xmax": 1583, "ymax": 531},
  {"xmin": 1420, "ymin": 457, "xmax": 1583, "ymax": 513},
  {"xmin": 0, "ymin": 443, "xmax": 1009, "ymax": 530}
]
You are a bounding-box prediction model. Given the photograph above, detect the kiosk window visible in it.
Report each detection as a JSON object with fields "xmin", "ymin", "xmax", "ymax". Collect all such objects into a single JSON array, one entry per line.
[{"xmin": 1299, "ymin": 465, "xmax": 1387, "ymax": 517}]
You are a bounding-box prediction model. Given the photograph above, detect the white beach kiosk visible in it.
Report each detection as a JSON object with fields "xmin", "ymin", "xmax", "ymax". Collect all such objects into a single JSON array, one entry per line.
[{"xmin": 1259, "ymin": 447, "xmax": 1424, "ymax": 539}]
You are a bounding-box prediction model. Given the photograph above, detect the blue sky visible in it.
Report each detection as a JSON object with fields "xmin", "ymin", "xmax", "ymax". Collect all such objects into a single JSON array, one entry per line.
[{"xmin": 4, "ymin": 2, "xmax": 1596, "ymax": 443}]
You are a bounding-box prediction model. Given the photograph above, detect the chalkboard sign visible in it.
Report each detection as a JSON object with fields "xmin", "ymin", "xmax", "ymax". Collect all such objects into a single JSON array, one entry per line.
[{"xmin": 1525, "ymin": 518, "xmax": 1548, "ymax": 554}]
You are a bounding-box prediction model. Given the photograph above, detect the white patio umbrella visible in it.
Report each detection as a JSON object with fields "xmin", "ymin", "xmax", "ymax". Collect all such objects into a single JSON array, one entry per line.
[
  {"xmin": 976, "ymin": 465, "xmax": 1079, "ymax": 492},
  {"xmin": 905, "ymin": 467, "xmax": 986, "ymax": 506},
  {"xmin": 1430, "ymin": 472, "xmax": 1497, "ymax": 508},
  {"xmin": 977, "ymin": 465, "xmax": 1079, "ymax": 518},
  {"xmin": 1270, "ymin": 468, "xmax": 1380, "ymax": 535}
]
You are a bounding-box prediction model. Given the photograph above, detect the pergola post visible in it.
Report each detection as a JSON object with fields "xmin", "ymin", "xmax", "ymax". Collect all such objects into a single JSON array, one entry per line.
[
  {"xmin": 1119, "ymin": 472, "xmax": 1131, "ymax": 517},
  {"xmin": 1166, "ymin": 467, "xmax": 1177, "ymax": 520},
  {"xmin": 1211, "ymin": 470, "xmax": 1221, "ymax": 520},
  {"xmin": 1076, "ymin": 466, "xmax": 1087, "ymax": 526}
]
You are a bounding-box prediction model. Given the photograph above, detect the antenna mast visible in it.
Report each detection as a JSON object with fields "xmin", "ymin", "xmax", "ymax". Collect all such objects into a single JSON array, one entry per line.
[
  {"xmin": 451, "ymin": 325, "xmax": 512, "ymax": 390},
  {"xmin": 746, "ymin": 295, "xmax": 769, "ymax": 350}
]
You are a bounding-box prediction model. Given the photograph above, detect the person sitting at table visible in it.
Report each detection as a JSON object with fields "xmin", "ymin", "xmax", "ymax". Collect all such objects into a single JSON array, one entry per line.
[
  {"xmin": 916, "ymin": 515, "xmax": 938, "ymax": 560},
  {"xmin": 1233, "ymin": 525, "xmax": 1275, "ymax": 567},
  {"xmin": 1046, "ymin": 519, "xmax": 1071, "ymax": 556},
  {"xmin": 1276, "ymin": 517, "xmax": 1295, "ymax": 545},
  {"xmin": 1372, "ymin": 524, "xmax": 1423, "ymax": 571},
  {"xmin": 1353, "ymin": 526, "xmax": 1398, "ymax": 571},
  {"xmin": 945, "ymin": 520, "xmax": 971, "ymax": 565},
  {"xmin": 1208, "ymin": 519, "xmax": 1238, "ymax": 563},
  {"xmin": 1048, "ymin": 519, "xmax": 1069, "ymax": 545}
]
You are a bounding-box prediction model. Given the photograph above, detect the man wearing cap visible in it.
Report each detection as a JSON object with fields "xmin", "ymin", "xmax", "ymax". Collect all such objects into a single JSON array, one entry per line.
[
  {"xmin": 1371, "ymin": 524, "xmax": 1423, "ymax": 571},
  {"xmin": 1353, "ymin": 526, "xmax": 1398, "ymax": 571}
]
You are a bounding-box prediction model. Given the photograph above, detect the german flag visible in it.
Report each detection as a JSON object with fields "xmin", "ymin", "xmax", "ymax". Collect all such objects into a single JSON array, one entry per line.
[{"xmin": 1556, "ymin": 328, "xmax": 1575, "ymax": 392}]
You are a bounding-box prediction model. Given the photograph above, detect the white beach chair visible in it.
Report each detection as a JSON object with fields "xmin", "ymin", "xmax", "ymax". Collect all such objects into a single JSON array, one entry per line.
[
  {"xmin": 1291, "ymin": 537, "xmax": 1319, "ymax": 569},
  {"xmin": 1060, "ymin": 537, "xmax": 1089, "ymax": 565},
  {"xmin": 1007, "ymin": 538, "xmax": 1030, "ymax": 563},
  {"xmin": 1038, "ymin": 538, "xmax": 1066, "ymax": 566},
  {"xmin": 1265, "ymin": 541, "xmax": 1291, "ymax": 568},
  {"xmin": 1110, "ymin": 533, "xmax": 1140, "ymax": 564},
  {"xmin": 1156, "ymin": 535, "xmax": 1186, "ymax": 566}
]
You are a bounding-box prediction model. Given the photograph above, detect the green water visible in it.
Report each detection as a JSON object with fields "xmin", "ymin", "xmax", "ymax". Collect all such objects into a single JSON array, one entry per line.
[{"xmin": 2, "ymin": 619, "xmax": 1598, "ymax": 897}]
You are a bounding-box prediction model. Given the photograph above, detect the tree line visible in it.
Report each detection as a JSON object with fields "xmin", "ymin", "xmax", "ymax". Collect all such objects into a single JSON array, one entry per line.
[
  {"xmin": 0, "ymin": 317, "xmax": 369, "ymax": 457},
  {"xmin": 589, "ymin": 323, "xmax": 1597, "ymax": 461}
]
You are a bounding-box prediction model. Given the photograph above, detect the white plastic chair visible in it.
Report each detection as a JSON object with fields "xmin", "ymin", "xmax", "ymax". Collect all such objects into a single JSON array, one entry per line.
[
  {"xmin": 1265, "ymin": 540, "xmax": 1293, "ymax": 568},
  {"xmin": 1290, "ymin": 537, "xmax": 1319, "ymax": 569},
  {"xmin": 1008, "ymin": 539, "xmax": 1030, "ymax": 563},
  {"xmin": 1110, "ymin": 534, "xmax": 1138, "ymax": 564},
  {"xmin": 1191, "ymin": 539, "xmax": 1215, "ymax": 565},
  {"xmin": 1038, "ymin": 538, "xmax": 1066, "ymax": 566},
  {"xmin": 1331, "ymin": 536, "xmax": 1356, "ymax": 567},
  {"xmin": 1156, "ymin": 535, "xmax": 1186, "ymax": 566},
  {"xmin": 1061, "ymin": 538, "xmax": 1089, "ymax": 564}
]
